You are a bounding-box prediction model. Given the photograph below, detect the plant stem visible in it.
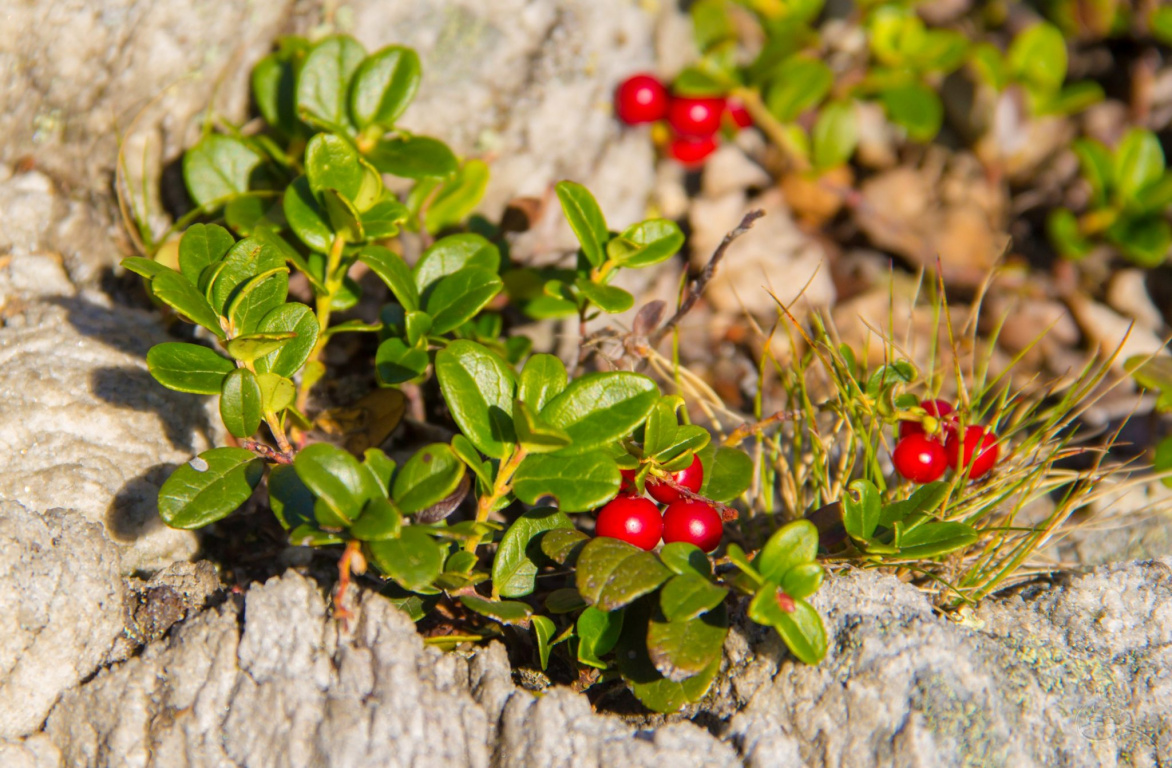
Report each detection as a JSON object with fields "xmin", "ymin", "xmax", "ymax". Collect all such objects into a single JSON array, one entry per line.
[
  {"xmin": 296, "ymin": 233, "xmax": 347, "ymax": 413},
  {"xmin": 466, "ymin": 446, "xmax": 528, "ymax": 554},
  {"xmin": 730, "ymin": 86, "xmax": 810, "ymax": 173}
]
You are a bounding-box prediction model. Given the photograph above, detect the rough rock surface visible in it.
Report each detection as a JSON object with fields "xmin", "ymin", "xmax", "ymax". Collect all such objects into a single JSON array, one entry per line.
[
  {"xmin": 0, "ymin": 251, "xmax": 216, "ymax": 572},
  {"xmin": 0, "ymin": 502, "xmax": 123, "ymax": 741},
  {"xmin": 28, "ymin": 561, "xmax": 1172, "ymax": 767}
]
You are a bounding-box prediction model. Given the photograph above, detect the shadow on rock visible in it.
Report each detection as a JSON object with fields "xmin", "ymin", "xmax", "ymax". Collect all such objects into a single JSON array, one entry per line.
[
  {"xmin": 107, "ymin": 463, "xmax": 178, "ymax": 543},
  {"xmin": 48, "ymin": 294, "xmax": 174, "ymax": 359},
  {"xmin": 89, "ymin": 366, "xmax": 215, "ymax": 452}
]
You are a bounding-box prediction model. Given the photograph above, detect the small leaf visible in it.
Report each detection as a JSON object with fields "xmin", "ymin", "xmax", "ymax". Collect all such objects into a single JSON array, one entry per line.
[
  {"xmin": 659, "ymin": 573, "xmax": 727, "ymax": 623},
  {"xmin": 878, "ymin": 481, "xmax": 949, "ymax": 527},
  {"xmin": 756, "ymin": 519, "xmax": 819, "ymax": 582},
  {"xmin": 296, "ymin": 35, "xmax": 366, "ymax": 131},
  {"xmin": 425, "ymin": 267, "xmax": 503, "ymax": 334},
  {"xmin": 146, "ymin": 342, "xmax": 235, "ymax": 394},
  {"xmin": 253, "ymin": 303, "xmax": 319, "ymax": 378},
  {"xmin": 392, "ymin": 443, "xmax": 467, "ymax": 516},
  {"xmin": 609, "ymin": 219, "xmax": 685, "ymax": 269},
  {"xmin": 375, "ymin": 338, "xmax": 429, "ymax": 385},
  {"xmin": 766, "ymin": 56, "xmax": 832, "ymax": 122},
  {"xmin": 362, "ymin": 448, "xmax": 397, "ymax": 495},
  {"xmin": 532, "ymin": 615, "xmax": 556, "ymax": 670},
  {"xmin": 422, "ymin": 158, "xmax": 490, "ymax": 233},
  {"xmin": 206, "ymin": 236, "xmax": 288, "ymax": 315},
  {"xmin": 319, "ymin": 187, "xmax": 364, "ymax": 241},
  {"xmin": 294, "ymin": 442, "xmax": 383, "ymax": 524},
  {"xmin": 540, "ymin": 528, "xmax": 590, "ymax": 565},
  {"xmin": 1110, "ymin": 215, "xmax": 1172, "ymax": 267},
  {"xmin": 554, "ymin": 180, "xmax": 608, "ymax": 268},
  {"xmin": 575, "ymin": 278, "xmax": 634, "ymax": 314},
  {"xmin": 545, "ymin": 587, "xmax": 587, "ymax": 613},
  {"xmin": 283, "ymin": 176, "xmax": 334, "ymax": 254},
  {"xmin": 269, "ymin": 464, "xmax": 315, "ymax": 531},
  {"xmin": 1007, "ymin": 22, "xmax": 1067, "ymax": 93},
  {"xmin": 349, "ymin": 45, "xmax": 421, "ymax": 129},
  {"xmin": 158, "ymin": 447, "xmax": 265, "ymax": 529},
  {"xmin": 459, "ymin": 595, "xmax": 532, "ymax": 625},
  {"xmin": 781, "ymin": 562, "xmax": 824, "ymax": 600},
  {"xmin": 360, "ymin": 244, "xmax": 420, "ymax": 310},
  {"xmin": 879, "ymin": 82, "xmax": 943, "ymax": 142},
  {"xmin": 434, "ymin": 341, "xmax": 517, "ymax": 459},
  {"xmin": 659, "ymin": 542, "xmax": 712, "ymax": 578},
  {"xmin": 842, "ymin": 478, "xmax": 881, "ymax": 541},
  {"xmin": 178, "ymin": 223, "xmax": 236, "ymax": 284},
  {"xmin": 1115, "ymin": 129, "xmax": 1166, "ymax": 205},
  {"xmin": 366, "ymin": 527, "xmax": 445, "ymax": 591},
  {"xmin": 350, "ymin": 497, "xmax": 403, "ymax": 541},
  {"xmin": 183, "ymin": 134, "xmax": 263, "ymax": 208},
  {"xmin": 748, "ymin": 588, "xmax": 827, "ymax": 664},
  {"xmin": 512, "ymin": 399, "xmax": 572, "ymax": 454},
  {"xmin": 518, "ymin": 354, "xmax": 568, "ymax": 412},
  {"xmin": 897, "ymin": 521, "xmax": 979, "ymax": 558},
  {"xmin": 367, "ymin": 134, "xmax": 457, "ymax": 179},
  {"xmin": 648, "ymin": 602, "xmax": 728, "ymax": 681},
  {"xmin": 226, "ymin": 332, "xmax": 297, "ymax": 363},
  {"xmin": 576, "ymin": 606, "xmax": 624, "ymax": 668},
  {"xmin": 305, "ymin": 133, "xmax": 380, "ymax": 209},
  {"xmin": 227, "ymin": 268, "xmax": 289, "ymax": 335},
  {"xmin": 492, "ymin": 507, "xmax": 574, "ymax": 598},
  {"xmin": 256, "ymin": 372, "xmax": 295, "ymax": 413},
  {"xmin": 812, "ymin": 100, "xmax": 859, "ymax": 170},
  {"xmin": 219, "ymin": 368, "xmax": 263, "ymax": 439},
  {"xmin": 122, "ymin": 257, "xmax": 173, "ymax": 280},
  {"xmin": 414, "ymin": 233, "xmax": 501, "ymax": 294},
  {"xmin": 360, "ymin": 195, "xmax": 410, "ymax": 238},
  {"xmin": 512, "ymin": 451, "xmax": 621, "ymax": 513},
  {"xmin": 150, "ymin": 270, "xmax": 225, "ymax": 338},
  {"xmin": 699, "ymin": 446, "xmax": 753, "ymax": 502},
  {"xmin": 575, "ymin": 536, "xmax": 672, "ymax": 611},
  {"xmin": 541, "ymin": 372, "xmax": 658, "ymax": 455},
  {"xmin": 251, "ymin": 45, "xmax": 302, "ymax": 138}
]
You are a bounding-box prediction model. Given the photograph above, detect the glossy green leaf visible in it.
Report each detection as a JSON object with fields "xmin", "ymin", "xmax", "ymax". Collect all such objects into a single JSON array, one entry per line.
[
  {"xmin": 492, "ymin": 507, "xmax": 573, "ymax": 598},
  {"xmin": 512, "ymin": 451, "xmax": 620, "ymax": 512},
  {"xmin": 748, "ymin": 588, "xmax": 827, "ymax": 664},
  {"xmin": 425, "ymin": 267, "xmax": 503, "ymax": 334},
  {"xmin": 293, "ymin": 442, "xmax": 382, "ymax": 524},
  {"xmin": 541, "ymin": 372, "xmax": 658, "ymax": 455},
  {"xmin": 451, "ymin": 434, "xmax": 491, "ymax": 488},
  {"xmin": 512, "ymin": 399, "xmax": 572, "ymax": 454},
  {"xmin": 251, "ymin": 46, "xmax": 301, "ymax": 138},
  {"xmin": 659, "ymin": 573, "xmax": 727, "ymax": 623},
  {"xmin": 545, "ymin": 587, "xmax": 587, "ymax": 614},
  {"xmin": 227, "ymin": 268, "xmax": 289, "ymax": 335},
  {"xmin": 254, "ymin": 303, "xmax": 320, "ymax": 378},
  {"xmin": 812, "ymin": 100, "xmax": 858, "ymax": 170},
  {"xmin": 226, "ymin": 332, "xmax": 297, "ymax": 363},
  {"xmin": 1114, "ymin": 129, "xmax": 1166, "ymax": 205},
  {"xmin": 1155, "ymin": 436, "xmax": 1172, "ymax": 489},
  {"xmin": 576, "ymin": 536, "xmax": 672, "ymax": 611},
  {"xmin": 531, "ymin": 615, "xmax": 556, "ymax": 670},
  {"xmin": 366, "ymin": 527, "xmax": 444, "ymax": 590},
  {"xmin": 617, "ymin": 602, "xmax": 719, "ymax": 713},
  {"xmin": 283, "ymin": 176, "xmax": 334, "ymax": 253},
  {"xmin": 362, "ymin": 448, "xmax": 397, "ymax": 496},
  {"xmin": 158, "ymin": 447, "xmax": 265, "ymax": 529},
  {"xmin": 1073, "ymin": 139, "xmax": 1114, "ymax": 207},
  {"xmin": 375, "ymin": 338, "xmax": 429, "ymax": 385},
  {"xmin": 842, "ymin": 478, "xmax": 881, "ymax": 541},
  {"xmin": 766, "ymin": 56, "xmax": 832, "ymax": 122},
  {"xmin": 359, "ymin": 195, "xmax": 410, "ymax": 239},
  {"xmin": 879, "ymin": 481, "xmax": 949, "ymax": 527},
  {"xmin": 897, "ymin": 520, "xmax": 979, "ymax": 558},
  {"xmin": 150, "ymin": 270, "xmax": 225, "ymax": 338},
  {"xmin": 360, "ymin": 244, "xmax": 419, "ymax": 310},
  {"xmin": 1007, "ymin": 22, "xmax": 1066, "ymax": 92},
  {"xmin": 652, "ymin": 425, "xmax": 710, "ymax": 465},
  {"xmin": 414, "ymin": 234, "xmax": 501, "ymax": 294},
  {"xmin": 880, "ymin": 83, "xmax": 943, "ymax": 142},
  {"xmin": 305, "ymin": 133, "xmax": 380, "ymax": 209},
  {"xmin": 1111, "ymin": 216, "xmax": 1172, "ymax": 267},
  {"xmin": 459, "ymin": 595, "xmax": 532, "ymax": 625},
  {"xmin": 629, "ymin": 657, "xmax": 720, "ymax": 714},
  {"xmin": 554, "ymin": 180, "xmax": 608, "ymax": 268},
  {"xmin": 518, "ymin": 353, "xmax": 568, "ymax": 411},
  {"xmin": 1047, "ymin": 208, "xmax": 1093, "ymax": 260},
  {"xmin": 207, "ymin": 236, "xmax": 288, "ymax": 315},
  {"xmin": 350, "ymin": 497, "xmax": 403, "ymax": 541},
  {"xmin": 540, "ymin": 528, "xmax": 590, "ymax": 565},
  {"xmin": 256, "ymin": 371, "xmax": 295, "ymax": 413},
  {"xmin": 219, "ymin": 368, "xmax": 264, "ymax": 438},
  {"xmin": 268, "ymin": 463, "xmax": 315, "ymax": 531},
  {"xmin": 121, "ymin": 257, "xmax": 172, "ymax": 280},
  {"xmin": 756, "ymin": 519, "xmax": 819, "ymax": 582},
  {"xmin": 422, "ymin": 158, "xmax": 489, "ymax": 233},
  {"xmin": 146, "ymin": 342, "xmax": 234, "ymax": 394},
  {"xmin": 296, "ymin": 35, "xmax": 365, "ymax": 131},
  {"xmin": 392, "ymin": 443, "xmax": 466, "ymax": 515},
  {"xmin": 574, "ymin": 278, "xmax": 633, "ymax": 314},
  {"xmin": 781, "ymin": 562, "xmax": 824, "ymax": 600},
  {"xmin": 576, "ymin": 606, "xmax": 623, "ymax": 668},
  {"xmin": 319, "ymin": 187, "xmax": 364, "ymax": 241},
  {"xmin": 404, "ymin": 311, "xmax": 432, "ymax": 346},
  {"xmin": 610, "ymin": 219, "xmax": 685, "ymax": 269},
  {"xmin": 659, "ymin": 542, "xmax": 712, "ymax": 578},
  {"xmin": 367, "ymin": 134, "xmax": 457, "ymax": 179},
  {"xmin": 178, "ymin": 223, "xmax": 235, "ymax": 284},
  {"xmin": 698, "ymin": 446, "xmax": 752, "ymax": 502},
  {"xmin": 434, "ymin": 340, "xmax": 517, "ymax": 459},
  {"xmin": 648, "ymin": 602, "xmax": 728, "ymax": 681},
  {"xmin": 183, "ymin": 134, "xmax": 263, "ymax": 208},
  {"xmin": 349, "ymin": 45, "xmax": 421, "ymax": 129}
]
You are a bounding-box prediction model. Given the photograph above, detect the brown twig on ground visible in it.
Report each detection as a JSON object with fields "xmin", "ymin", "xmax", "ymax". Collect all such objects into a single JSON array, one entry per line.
[
  {"xmin": 650, "ymin": 210, "xmax": 764, "ymax": 348},
  {"xmin": 722, "ymin": 409, "xmax": 804, "ymax": 447}
]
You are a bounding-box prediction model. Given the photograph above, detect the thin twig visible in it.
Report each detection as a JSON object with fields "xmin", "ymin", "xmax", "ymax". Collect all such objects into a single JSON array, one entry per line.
[{"xmin": 650, "ymin": 210, "xmax": 764, "ymax": 348}]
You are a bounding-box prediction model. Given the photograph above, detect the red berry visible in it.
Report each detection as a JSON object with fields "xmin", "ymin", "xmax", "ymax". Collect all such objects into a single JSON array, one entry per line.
[
  {"xmin": 662, "ymin": 500, "xmax": 724, "ymax": 552},
  {"xmin": 647, "ymin": 455, "xmax": 704, "ymax": 504},
  {"xmin": 619, "ymin": 468, "xmax": 639, "ymax": 493},
  {"xmin": 726, "ymin": 98, "xmax": 752, "ymax": 129},
  {"xmin": 614, "ymin": 74, "xmax": 670, "ymax": 125},
  {"xmin": 667, "ymin": 96, "xmax": 726, "ymax": 137},
  {"xmin": 892, "ymin": 433, "xmax": 948, "ymax": 484},
  {"xmin": 898, "ymin": 399, "xmax": 956, "ymax": 440},
  {"xmin": 595, "ymin": 495, "xmax": 663, "ymax": 551},
  {"xmin": 945, "ymin": 426, "xmax": 999, "ymax": 479},
  {"xmin": 668, "ymin": 134, "xmax": 718, "ymax": 167}
]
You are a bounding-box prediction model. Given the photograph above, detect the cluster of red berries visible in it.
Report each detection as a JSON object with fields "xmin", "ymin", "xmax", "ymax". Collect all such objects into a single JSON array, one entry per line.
[
  {"xmin": 892, "ymin": 399, "xmax": 1000, "ymax": 484},
  {"xmin": 613, "ymin": 73, "xmax": 751, "ymax": 167},
  {"xmin": 594, "ymin": 455, "xmax": 723, "ymax": 552}
]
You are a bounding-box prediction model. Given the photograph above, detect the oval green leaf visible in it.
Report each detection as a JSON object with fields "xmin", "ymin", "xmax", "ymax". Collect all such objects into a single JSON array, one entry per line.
[
  {"xmin": 349, "ymin": 45, "xmax": 421, "ymax": 129},
  {"xmin": 541, "ymin": 372, "xmax": 658, "ymax": 455},
  {"xmin": 366, "ymin": 527, "xmax": 444, "ymax": 591},
  {"xmin": 424, "ymin": 267, "xmax": 503, "ymax": 334},
  {"xmin": 146, "ymin": 342, "xmax": 234, "ymax": 394},
  {"xmin": 254, "ymin": 303, "xmax": 320, "ymax": 378},
  {"xmin": 575, "ymin": 536, "xmax": 672, "ymax": 611},
  {"xmin": 492, "ymin": 507, "xmax": 574, "ymax": 598},
  {"xmin": 434, "ymin": 340, "xmax": 516, "ymax": 459},
  {"xmin": 392, "ymin": 443, "xmax": 466, "ymax": 515},
  {"xmin": 219, "ymin": 368, "xmax": 263, "ymax": 439},
  {"xmin": 512, "ymin": 451, "xmax": 620, "ymax": 513},
  {"xmin": 554, "ymin": 180, "xmax": 608, "ymax": 268},
  {"xmin": 158, "ymin": 447, "xmax": 264, "ymax": 529}
]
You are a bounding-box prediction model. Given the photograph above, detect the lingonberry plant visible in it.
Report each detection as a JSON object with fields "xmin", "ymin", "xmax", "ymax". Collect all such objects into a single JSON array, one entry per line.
[{"xmin": 120, "ymin": 34, "xmax": 834, "ymax": 714}]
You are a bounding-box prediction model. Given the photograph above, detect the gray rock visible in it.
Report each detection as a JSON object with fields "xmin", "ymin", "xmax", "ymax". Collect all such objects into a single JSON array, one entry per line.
[
  {"xmin": 0, "ymin": 253, "xmax": 217, "ymax": 572},
  {"xmin": 0, "ymin": 735, "xmax": 62, "ymax": 768},
  {"xmin": 0, "ymin": 502, "xmax": 123, "ymax": 741}
]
